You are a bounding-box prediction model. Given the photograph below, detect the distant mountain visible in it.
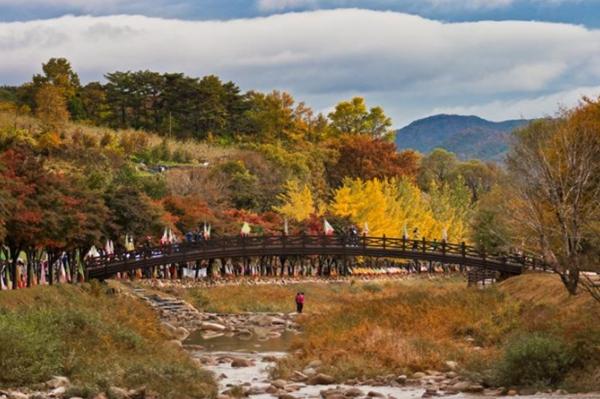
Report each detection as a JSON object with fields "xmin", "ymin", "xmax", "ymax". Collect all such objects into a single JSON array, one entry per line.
[{"xmin": 395, "ymin": 114, "xmax": 531, "ymax": 161}]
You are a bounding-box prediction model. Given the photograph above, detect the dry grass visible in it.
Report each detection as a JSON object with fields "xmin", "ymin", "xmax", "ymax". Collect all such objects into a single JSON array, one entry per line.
[
  {"xmin": 164, "ymin": 274, "xmax": 599, "ymax": 390},
  {"xmin": 0, "ymin": 282, "xmax": 216, "ymax": 398}
]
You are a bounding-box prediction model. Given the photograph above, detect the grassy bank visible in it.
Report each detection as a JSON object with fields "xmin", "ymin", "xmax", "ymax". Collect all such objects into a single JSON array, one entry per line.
[
  {"xmin": 160, "ymin": 274, "xmax": 600, "ymax": 392},
  {"xmin": 0, "ymin": 282, "xmax": 216, "ymax": 399}
]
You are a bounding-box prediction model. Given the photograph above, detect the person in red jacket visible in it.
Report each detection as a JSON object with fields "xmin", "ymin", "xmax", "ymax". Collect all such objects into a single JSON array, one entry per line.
[{"xmin": 295, "ymin": 292, "xmax": 305, "ymax": 314}]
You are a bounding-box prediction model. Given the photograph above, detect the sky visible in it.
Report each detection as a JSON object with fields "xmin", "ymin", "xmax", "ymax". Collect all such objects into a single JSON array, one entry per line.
[{"xmin": 1, "ymin": 1, "xmax": 600, "ymax": 127}]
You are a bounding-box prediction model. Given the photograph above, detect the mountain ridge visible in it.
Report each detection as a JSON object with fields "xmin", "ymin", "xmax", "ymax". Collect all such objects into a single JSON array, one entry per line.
[{"xmin": 395, "ymin": 114, "xmax": 531, "ymax": 161}]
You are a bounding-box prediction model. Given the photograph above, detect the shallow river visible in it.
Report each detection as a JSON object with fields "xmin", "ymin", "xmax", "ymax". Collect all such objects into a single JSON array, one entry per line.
[{"xmin": 184, "ymin": 333, "xmax": 597, "ymax": 399}]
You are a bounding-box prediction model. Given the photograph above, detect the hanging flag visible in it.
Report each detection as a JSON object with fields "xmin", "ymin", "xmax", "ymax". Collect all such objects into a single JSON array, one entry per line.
[
  {"xmin": 284, "ymin": 218, "xmax": 289, "ymax": 236},
  {"xmin": 324, "ymin": 219, "xmax": 335, "ymax": 236},
  {"xmin": 105, "ymin": 239, "xmax": 112, "ymax": 255},
  {"xmin": 168, "ymin": 228, "xmax": 177, "ymax": 244},
  {"xmin": 125, "ymin": 235, "xmax": 135, "ymax": 251},
  {"xmin": 160, "ymin": 228, "xmax": 169, "ymax": 245},
  {"xmin": 76, "ymin": 249, "xmax": 85, "ymax": 283},
  {"xmin": 403, "ymin": 224, "xmax": 409, "ymax": 239},
  {"xmin": 362, "ymin": 222, "xmax": 369, "ymax": 236},
  {"xmin": 0, "ymin": 267, "xmax": 6, "ymax": 290},
  {"xmin": 442, "ymin": 227, "xmax": 448, "ymax": 242},
  {"xmin": 241, "ymin": 222, "xmax": 251, "ymax": 236},
  {"xmin": 86, "ymin": 245, "xmax": 100, "ymax": 259}
]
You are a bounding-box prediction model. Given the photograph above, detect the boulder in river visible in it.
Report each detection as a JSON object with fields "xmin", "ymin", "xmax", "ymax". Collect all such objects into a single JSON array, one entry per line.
[
  {"xmin": 231, "ymin": 358, "xmax": 254, "ymax": 368},
  {"xmin": 307, "ymin": 373, "xmax": 336, "ymax": 385},
  {"xmin": 201, "ymin": 322, "xmax": 227, "ymax": 331}
]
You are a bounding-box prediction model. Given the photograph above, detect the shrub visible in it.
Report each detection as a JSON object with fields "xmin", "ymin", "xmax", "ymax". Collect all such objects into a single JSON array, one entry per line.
[
  {"xmin": 495, "ymin": 333, "xmax": 576, "ymax": 388},
  {"xmin": 362, "ymin": 282, "xmax": 383, "ymax": 293}
]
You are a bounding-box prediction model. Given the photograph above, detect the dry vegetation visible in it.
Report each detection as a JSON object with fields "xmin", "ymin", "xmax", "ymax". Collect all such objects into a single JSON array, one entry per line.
[
  {"xmin": 164, "ymin": 274, "xmax": 600, "ymax": 391},
  {"xmin": 0, "ymin": 282, "xmax": 216, "ymax": 399}
]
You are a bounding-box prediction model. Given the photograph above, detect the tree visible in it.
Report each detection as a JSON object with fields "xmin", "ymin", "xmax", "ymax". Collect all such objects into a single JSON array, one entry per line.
[
  {"xmin": 455, "ymin": 160, "xmax": 499, "ymax": 203},
  {"xmin": 273, "ymin": 180, "xmax": 316, "ymax": 222},
  {"xmin": 32, "ymin": 58, "xmax": 81, "ymax": 117},
  {"xmin": 330, "ymin": 177, "xmax": 468, "ymax": 241},
  {"xmin": 506, "ymin": 100, "xmax": 600, "ymax": 297},
  {"xmin": 326, "ymin": 135, "xmax": 419, "ymax": 187},
  {"xmin": 35, "ymin": 84, "xmax": 69, "ymax": 133},
  {"xmin": 328, "ymin": 97, "xmax": 394, "ymax": 140},
  {"xmin": 417, "ymin": 148, "xmax": 458, "ymax": 190}
]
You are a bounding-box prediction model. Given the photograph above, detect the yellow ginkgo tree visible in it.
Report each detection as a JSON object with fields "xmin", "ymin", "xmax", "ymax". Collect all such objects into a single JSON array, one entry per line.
[
  {"xmin": 273, "ymin": 179, "xmax": 317, "ymax": 222},
  {"xmin": 330, "ymin": 177, "xmax": 471, "ymax": 242}
]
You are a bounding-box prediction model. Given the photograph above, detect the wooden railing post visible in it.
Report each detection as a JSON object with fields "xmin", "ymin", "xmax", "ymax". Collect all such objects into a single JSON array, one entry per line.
[
  {"xmin": 402, "ymin": 235, "xmax": 406, "ymax": 252},
  {"xmin": 442, "ymin": 240, "xmax": 446, "ymax": 256},
  {"xmin": 383, "ymin": 234, "xmax": 386, "ymax": 250},
  {"xmin": 422, "ymin": 237, "xmax": 426, "ymax": 253}
]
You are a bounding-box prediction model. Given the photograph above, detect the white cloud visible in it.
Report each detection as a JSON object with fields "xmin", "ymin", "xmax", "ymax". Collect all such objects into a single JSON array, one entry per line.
[
  {"xmin": 0, "ymin": 9, "xmax": 599, "ymax": 125},
  {"xmin": 430, "ymin": 85, "xmax": 600, "ymax": 122}
]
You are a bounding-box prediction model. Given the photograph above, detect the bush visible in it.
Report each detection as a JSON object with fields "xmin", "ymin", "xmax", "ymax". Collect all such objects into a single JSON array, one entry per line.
[
  {"xmin": 496, "ymin": 333, "xmax": 576, "ymax": 388},
  {"xmin": 362, "ymin": 282, "xmax": 383, "ymax": 293}
]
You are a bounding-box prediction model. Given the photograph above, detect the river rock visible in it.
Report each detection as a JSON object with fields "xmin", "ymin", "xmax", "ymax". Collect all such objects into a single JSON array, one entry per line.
[
  {"xmin": 465, "ymin": 384, "xmax": 484, "ymax": 393},
  {"xmin": 174, "ymin": 326, "xmax": 190, "ymax": 341},
  {"xmin": 291, "ymin": 371, "xmax": 308, "ymax": 382},
  {"xmin": 201, "ymin": 322, "xmax": 227, "ymax": 331},
  {"xmin": 266, "ymin": 385, "xmax": 280, "ymax": 394},
  {"xmin": 278, "ymin": 394, "xmax": 296, "ymax": 399},
  {"xmin": 46, "ymin": 376, "xmax": 70, "ymax": 389},
  {"xmin": 262, "ymin": 355, "xmax": 278, "ymax": 362},
  {"xmin": 395, "ymin": 375, "xmax": 407, "ymax": 384},
  {"xmin": 6, "ymin": 392, "xmax": 28, "ymax": 399},
  {"xmin": 303, "ymin": 367, "xmax": 317, "ymax": 376},
  {"xmin": 367, "ymin": 392, "xmax": 385, "ymax": 397},
  {"xmin": 231, "ymin": 358, "xmax": 254, "ymax": 368},
  {"xmin": 444, "ymin": 361, "xmax": 458, "ymax": 371},
  {"xmin": 412, "ymin": 372, "xmax": 426, "ymax": 379},
  {"xmin": 271, "ymin": 380, "xmax": 288, "ymax": 389},
  {"xmin": 50, "ymin": 386, "xmax": 66, "ymax": 396},
  {"xmin": 446, "ymin": 381, "xmax": 470, "ymax": 393},
  {"xmin": 307, "ymin": 373, "xmax": 335, "ymax": 385},
  {"xmin": 307, "ymin": 360, "xmax": 323, "ymax": 369},
  {"xmin": 343, "ymin": 387, "xmax": 363, "ymax": 397}
]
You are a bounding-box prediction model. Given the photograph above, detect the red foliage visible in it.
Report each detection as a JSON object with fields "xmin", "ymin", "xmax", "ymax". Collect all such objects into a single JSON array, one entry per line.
[{"xmin": 327, "ymin": 135, "xmax": 420, "ymax": 187}]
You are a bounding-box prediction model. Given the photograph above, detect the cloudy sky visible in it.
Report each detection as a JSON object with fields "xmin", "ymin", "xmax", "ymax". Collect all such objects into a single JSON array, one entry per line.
[{"xmin": 1, "ymin": 1, "xmax": 600, "ymax": 126}]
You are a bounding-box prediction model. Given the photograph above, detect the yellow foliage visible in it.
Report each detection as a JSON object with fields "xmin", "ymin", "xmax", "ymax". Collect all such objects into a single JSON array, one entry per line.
[
  {"xmin": 331, "ymin": 177, "xmax": 469, "ymax": 241},
  {"xmin": 273, "ymin": 179, "xmax": 316, "ymax": 222}
]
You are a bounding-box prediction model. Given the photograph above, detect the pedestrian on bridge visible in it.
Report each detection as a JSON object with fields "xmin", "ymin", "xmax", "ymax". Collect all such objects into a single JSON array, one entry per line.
[{"xmin": 295, "ymin": 292, "xmax": 305, "ymax": 314}]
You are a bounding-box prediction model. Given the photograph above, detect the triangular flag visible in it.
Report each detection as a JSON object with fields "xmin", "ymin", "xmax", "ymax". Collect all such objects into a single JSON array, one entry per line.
[
  {"xmin": 284, "ymin": 218, "xmax": 289, "ymax": 236},
  {"xmin": 363, "ymin": 222, "xmax": 369, "ymax": 236},
  {"xmin": 160, "ymin": 228, "xmax": 169, "ymax": 245},
  {"xmin": 86, "ymin": 245, "xmax": 100, "ymax": 259},
  {"xmin": 403, "ymin": 224, "xmax": 408, "ymax": 239},
  {"xmin": 324, "ymin": 219, "xmax": 334, "ymax": 236},
  {"xmin": 442, "ymin": 227, "xmax": 448, "ymax": 242},
  {"xmin": 241, "ymin": 222, "xmax": 251, "ymax": 236}
]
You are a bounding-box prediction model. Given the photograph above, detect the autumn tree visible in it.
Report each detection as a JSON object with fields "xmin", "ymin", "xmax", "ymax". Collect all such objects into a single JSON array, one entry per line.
[
  {"xmin": 35, "ymin": 84, "xmax": 69, "ymax": 133},
  {"xmin": 326, "ymin": 135, "xmax": 419, "ymax": 188},
  {"xmin": 328, "ymin": 97, "xmax": 394, "ymax": 140},
  {"xmin": 506, "ymin": 100, "xmax": 600, "ymax": 297},
  {"xmin": 32, "ymin": 58, "xmax": 81, "ymax": 117},
  {"xmin": 330, "ymin": 177, "xmax": 469, "ymax": 241},
  {"xmin": 273, "ymin": 180, "xmax": 317, "ymax": 222},
  {"xmin": 417, "ymin": 148, "xmax": 458, "ymax": 190}
]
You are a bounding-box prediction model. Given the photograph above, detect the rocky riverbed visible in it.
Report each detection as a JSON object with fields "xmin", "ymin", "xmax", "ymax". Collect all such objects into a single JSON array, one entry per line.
[
  {"xmin": 129, "ymin": 286, "xmax": 599, "ymax": 399},
  {"xmin": 3, "ymin": 284, "xmax": 596, "ymax": 399}
]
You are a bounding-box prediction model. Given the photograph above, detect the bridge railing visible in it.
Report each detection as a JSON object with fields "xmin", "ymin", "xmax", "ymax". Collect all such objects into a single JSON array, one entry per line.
[{"xmin": 86, "ymin": 235, "xmax": 544, "ymax": 275}]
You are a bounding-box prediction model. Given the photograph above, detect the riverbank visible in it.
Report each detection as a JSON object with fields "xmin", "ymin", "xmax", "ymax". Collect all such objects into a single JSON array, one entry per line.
[
  {"xmin": 0, "ymin": 282, "xmax": 216, "ymax": 399},
  {"xmin": 144, "ymin": 273, "xmax": 600, "ymax": 396}
]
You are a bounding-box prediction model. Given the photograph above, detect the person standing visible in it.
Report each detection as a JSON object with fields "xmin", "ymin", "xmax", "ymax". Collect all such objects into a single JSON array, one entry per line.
[{"xmin": 295, "ymin": 292, "xmax": 305, "ymax": 314}]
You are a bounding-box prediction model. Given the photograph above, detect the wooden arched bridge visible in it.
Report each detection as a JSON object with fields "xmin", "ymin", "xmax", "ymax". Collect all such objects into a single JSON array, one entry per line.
[{"xmin": 86, "ymin": 235, "xmax": 540, "ymax": 280}]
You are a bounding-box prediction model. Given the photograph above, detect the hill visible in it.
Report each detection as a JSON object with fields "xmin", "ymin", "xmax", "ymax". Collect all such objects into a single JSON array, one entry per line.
[{"xmin": 395, "ymin": 114, "xmax": 531, "ymax": 160}]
